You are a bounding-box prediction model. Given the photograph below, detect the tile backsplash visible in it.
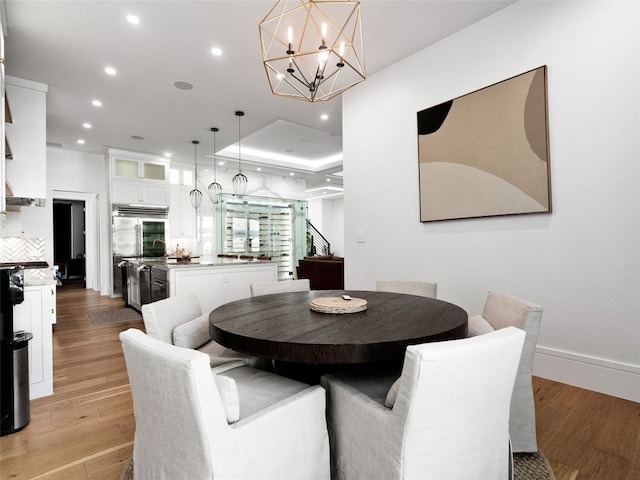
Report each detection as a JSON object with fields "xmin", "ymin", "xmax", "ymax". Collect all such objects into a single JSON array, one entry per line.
[
  {"xmin": 0, "ymin": 236, "xmax": 53, "ymax": 282},
  {"xmin": 0, "ymin": 237, "xmax": 46, "ymax": 263}
]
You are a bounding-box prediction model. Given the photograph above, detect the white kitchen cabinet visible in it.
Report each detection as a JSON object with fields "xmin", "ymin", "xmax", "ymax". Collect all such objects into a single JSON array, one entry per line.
[
  {"xmin": 168, "ymin": 166, "xmax": 195, "ymax": 237},
  {"xmin": 112, "ymin": 179, "xmax": 168, "ymax": 205},
  {"xmin": 50, "ymin": 283, "xmax": 57, "ymax": 324},
  {"xmin": 168, "ymin": 261, "xmax": 277, "ymax": 314},
  {"xmin": 4, "ymin": 76, "xmax": 48, "ymax": 201},
  {"xmin": 113, "ymin": 157, "xmax": 167, "ymax": 182},
  {"xmin": 109, "ymin": 152, "xmax": 169, "ymax": 205},
  {"xmin": 12, "ymin": 283, "xmax": 55, "ymax": 399}
]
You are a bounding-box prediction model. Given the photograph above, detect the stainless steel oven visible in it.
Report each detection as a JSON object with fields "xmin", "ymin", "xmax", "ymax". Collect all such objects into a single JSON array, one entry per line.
[
  {"xmin": 126, "ymin": 260, "xmax": 143, "ymax": 311},
  {"xmin": 139, "ymin": 265, "xmax": 152, "ymax": 307},
  {"xmin": 150, "ymin": 267, "xmax": 168, "ymax": 303}
]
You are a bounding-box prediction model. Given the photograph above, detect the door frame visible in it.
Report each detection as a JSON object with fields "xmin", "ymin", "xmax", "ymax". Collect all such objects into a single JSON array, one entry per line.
[{"xmin": 52, "ymin": 190, "xmax": 99, "ymax": 291}]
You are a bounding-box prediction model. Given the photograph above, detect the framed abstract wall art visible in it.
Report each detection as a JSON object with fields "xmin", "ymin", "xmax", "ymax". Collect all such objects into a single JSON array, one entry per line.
[{"xmin": 417, "ymin": 66, "xmax": 552, "ymax": 222}]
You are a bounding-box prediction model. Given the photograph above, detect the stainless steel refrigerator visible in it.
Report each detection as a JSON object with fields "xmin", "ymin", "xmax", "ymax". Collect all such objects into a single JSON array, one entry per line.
[{"xmin": 112, "ymin": 204, "xmax": 168, "ymax": 297}]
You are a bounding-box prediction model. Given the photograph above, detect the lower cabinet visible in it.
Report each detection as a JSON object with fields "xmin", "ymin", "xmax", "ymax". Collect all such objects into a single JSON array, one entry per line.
[
  {"xmin": 168, "ymin": 262, "xmax": 278, "ymax": 314},
  {"xmin": 12, "ymin": 283, "xmax": 55, "ymax": 399}
]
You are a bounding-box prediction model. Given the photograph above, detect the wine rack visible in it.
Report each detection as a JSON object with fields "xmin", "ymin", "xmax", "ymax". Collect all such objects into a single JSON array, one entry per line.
[{"xmin": 217, "ymin": 194, "xmax": 307, "ymax": 281}]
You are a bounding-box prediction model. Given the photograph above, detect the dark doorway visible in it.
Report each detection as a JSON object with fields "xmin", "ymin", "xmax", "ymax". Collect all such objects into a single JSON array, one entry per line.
[{"xmin": 53, "ymin": 200, "xmax": 86, "ymax": 286}]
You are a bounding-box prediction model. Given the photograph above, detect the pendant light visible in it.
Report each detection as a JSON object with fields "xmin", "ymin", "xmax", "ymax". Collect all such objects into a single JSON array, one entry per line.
[
  {"xmin": 189, "ymin": 140, "xmax": 203, "ymax": 209},
  {"xmin": 259, "ymin": 0, "xmax": 366, "ymax": 102},
  {"xmin": 207, "ymin": 127, "xmax": 223, "ymax": 205},
  {"xmin": 232, "ymin": 111, "xmax": 248, "ymax": 198}
]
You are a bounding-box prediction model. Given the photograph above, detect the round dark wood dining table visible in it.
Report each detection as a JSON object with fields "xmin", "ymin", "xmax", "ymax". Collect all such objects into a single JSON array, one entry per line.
[{"xmin": 209, "ymin": 290, "xmax": 468, "ymax": 365}]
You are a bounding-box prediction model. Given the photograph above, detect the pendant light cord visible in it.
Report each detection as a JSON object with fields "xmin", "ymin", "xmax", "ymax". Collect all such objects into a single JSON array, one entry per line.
[
  {"xmin": 211, "ymin": 127, "xmax": 218, "ymax": 180},
  {"xmin": 236, "ymin": 110, "xmax": 244, "ymax": 174},
  {"xmin": 193, "ymin": 140, "xmax": 198, "ymax": 187}
]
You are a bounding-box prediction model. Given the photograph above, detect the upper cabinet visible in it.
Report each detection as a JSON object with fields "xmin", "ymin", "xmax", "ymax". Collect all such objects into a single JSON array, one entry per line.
[
  {"xmin": 168, "ymin": 165, "xmax": 196, "ymax": 237},
  {"xmin": 3, "ymin": 76, "xmax": 48, "ymax": 202},
  {"xmin": 113, "ymin": 158, "xmax": 167, "ymax": 182},
  {"xmin": 108, "ymin": 150, "xmax": 169, "ymax": 205}
]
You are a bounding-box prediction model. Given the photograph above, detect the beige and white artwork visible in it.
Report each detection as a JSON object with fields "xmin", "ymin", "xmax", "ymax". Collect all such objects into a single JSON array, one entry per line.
[{"xmin": 418, "ymin": 66, "xmax": 551, "ymax": 222}]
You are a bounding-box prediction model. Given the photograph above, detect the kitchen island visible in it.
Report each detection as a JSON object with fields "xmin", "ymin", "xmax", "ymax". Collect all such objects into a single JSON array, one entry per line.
[{"xmin": 133, "ymin": 257, "xmax": 277, "ymax": 314}]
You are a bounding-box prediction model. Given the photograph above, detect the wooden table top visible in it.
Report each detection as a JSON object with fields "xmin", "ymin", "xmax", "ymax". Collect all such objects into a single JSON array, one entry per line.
[{"xmin": 209, "ymin": 290, "xmax": 468, "ymax": 365}]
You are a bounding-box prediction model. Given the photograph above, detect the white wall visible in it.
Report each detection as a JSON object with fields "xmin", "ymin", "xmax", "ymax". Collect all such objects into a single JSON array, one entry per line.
[
  {"xmin": 2, "ymin": 148, "xmax": 108, "ymax": 291},
  {"xmin": 343, "ymin": 1, "xmax": 639, "ymax": 401},
  {"xmin": 308, "ymin": 196, "xmax": 344, "ymax": 256},
  {"xmin": 322, "ymin": 197, "xmax": 344, "ymax": 256},
  {"xmin": 47, "ymin": 148, "xmax": 109, "ymax": 293}
]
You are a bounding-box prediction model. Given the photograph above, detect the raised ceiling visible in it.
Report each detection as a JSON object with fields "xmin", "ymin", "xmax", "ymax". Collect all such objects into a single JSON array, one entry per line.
[{"xmin": 3, "ymin": 0, "xmax": 514, "ymax": 190}]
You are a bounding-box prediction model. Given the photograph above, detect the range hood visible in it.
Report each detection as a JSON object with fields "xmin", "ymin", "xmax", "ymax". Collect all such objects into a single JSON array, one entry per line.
[{"xmin": 5, "ymin": 197, "xmax": 46, "ymax": 207}]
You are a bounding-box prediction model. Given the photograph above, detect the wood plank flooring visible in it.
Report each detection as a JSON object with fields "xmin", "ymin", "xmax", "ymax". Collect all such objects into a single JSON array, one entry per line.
[
  {"xmin": 1, "ymin": 281, "xmax": 639, "ymax": 479},
  {"xmin": 1, "ymin": 281, "xmax": 140, "ymax": 480}
]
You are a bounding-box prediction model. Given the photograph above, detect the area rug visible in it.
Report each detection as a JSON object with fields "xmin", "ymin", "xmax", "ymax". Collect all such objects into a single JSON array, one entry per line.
[
  {"xmin": 119, "ymin": 451, "xmax": 556, "ymax": 479},
  {"xmin": 87, "ymin": 308, "xmax": 142, "ymax": 325},
  {"xmin": 514, "ymin": 451, "xmax": 556, "ymax": 480}
]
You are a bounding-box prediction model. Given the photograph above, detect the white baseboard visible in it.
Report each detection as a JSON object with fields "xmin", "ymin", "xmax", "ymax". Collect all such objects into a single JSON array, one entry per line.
[{"xmin": 533, "ymin": 346, "xmax": 640, "ymax": 403}]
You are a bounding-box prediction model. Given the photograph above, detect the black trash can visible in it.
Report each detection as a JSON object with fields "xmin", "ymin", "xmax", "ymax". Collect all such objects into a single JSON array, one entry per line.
[
  {"xmin": 1, "ymin": 331, "xmax": 33, "ymax": 436},
  {"xmin": 0, "ymin": 266, "xmax": 30, "ymax": 437}
]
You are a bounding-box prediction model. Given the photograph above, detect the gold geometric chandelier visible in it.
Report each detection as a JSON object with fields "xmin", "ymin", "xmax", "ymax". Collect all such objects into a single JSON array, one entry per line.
[{"xmin": 259, "ymin": 0, "xmax": 366, "ymax": 102}]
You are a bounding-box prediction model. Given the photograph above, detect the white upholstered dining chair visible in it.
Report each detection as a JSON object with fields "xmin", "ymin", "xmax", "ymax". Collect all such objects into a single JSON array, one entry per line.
[
  {"xmin": 250, "ymin": 278, "xmax": 310, "ymax": 297},
  {"xmin": 376, "ymin": 280, "xmax": 438, "ymax": 298},
  {"xmin": 141, "ymin": 293, "xmax": 258, "ymax": 368},
  {"xmin": 120, "ymin": 328, "xmax": 330, "ymax": 480},
  {"xmin": 321, "ymin": 327, "xmax": 525, "ymax": 480},
  {"xmin": 467, "ymin": 290, "xmax": 544, "ymax": 453}
]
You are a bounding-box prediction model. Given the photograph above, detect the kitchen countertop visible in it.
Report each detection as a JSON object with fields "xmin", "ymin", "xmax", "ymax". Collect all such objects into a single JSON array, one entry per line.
[
  {"xmin": 129, "ymin": 256, "xmax": 276, "ymax": 271},
  {"xmin": 25, "ymin": 278, "xmax": 57, "ymax": 286}
]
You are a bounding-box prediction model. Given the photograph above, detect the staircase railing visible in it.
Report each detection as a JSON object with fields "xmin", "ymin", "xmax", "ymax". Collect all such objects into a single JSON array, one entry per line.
[{"xmin": 306, "ymin": 220, "xmax": 332, "ymax": 256}]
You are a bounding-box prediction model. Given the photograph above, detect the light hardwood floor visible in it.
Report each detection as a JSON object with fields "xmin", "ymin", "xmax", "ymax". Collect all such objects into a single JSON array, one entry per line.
[{"xmin": 1, "ymin": 281, "xmax": 638, "ymax": 479}]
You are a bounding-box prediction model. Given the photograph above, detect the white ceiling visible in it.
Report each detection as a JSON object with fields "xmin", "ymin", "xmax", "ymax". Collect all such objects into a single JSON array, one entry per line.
[{"xmin": 2, "ymin": 0, "xmax": 514, "ymax": 189}]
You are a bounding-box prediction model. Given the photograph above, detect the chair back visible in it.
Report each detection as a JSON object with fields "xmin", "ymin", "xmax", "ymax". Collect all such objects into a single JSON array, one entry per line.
[
  {"xmin": 250, "ymin": 278, "xmax": 310, "ymax": 297},
  {"xmin": 141, "ymin": 293, "xmax": 202, "ymax": 344},
  {"xmin": 376, "ymin": 280, "xmax": 438, "ymax": 299},
  {"xmin": 483, "ymin": 290, "xmax": 543, "ymax": 331},
  {"xmin": 482, "ymin": 290, "xmax": 543, "ymax": 452},
  {"xmin": 394, "ymin": 327, "xmax": 524, "ymax": 479},
  {"xmin": 120, "ymin": 328, "xmax": 228, "ymax": 480}
]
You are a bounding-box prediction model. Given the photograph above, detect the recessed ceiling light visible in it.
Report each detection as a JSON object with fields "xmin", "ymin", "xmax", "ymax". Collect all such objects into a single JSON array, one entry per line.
[
  {"xmin": 77, "ymin": 139, "xmax": 85, "ymax": 144},
  {"xmin": 131, "ymin": 135, "xmax": 144, "ymax": 140},
  {"xmin": 105, "ymin": 66, "xmax": 117, "ymax": 76},
  {"xmin": 211, "ymin": 47, "xmax": 223, "ymax": 56},
  {"xmin": 92, "ymin": 99, "xmax": 102, "ymax": 107},
  {"xmin": 174, "ymin": 81, "xmax": 193, "ymax": 90},
  {"xmin": 321, "ymin": 114, "xmax": 329, "ymax": 120},
  {"xmin": 289, "ymin": 172, "xmax": 295, "ymax": 176},
  {"xmin": 83, "ymin": 123, "xmax": 92, "ymax": 129},
  {"xmin": 218, "ymin": 161, "xmax": 225, "ymax": 166},
  {"xmin": 257, "ymin": 167, "xmax": 262, "ymax": 171},
  {"xmin": 164, "ymin": 152, "xmax": 173, "ymax": 158},
  {"xmin": 126, "ymin": 15, "xmax": 140, "ymax": 25},
  {"xmin": 326, "ymin": 178, "xmax": 331, "ymax": 182}
]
